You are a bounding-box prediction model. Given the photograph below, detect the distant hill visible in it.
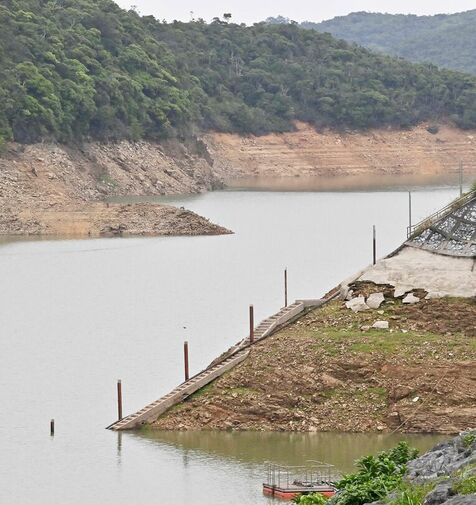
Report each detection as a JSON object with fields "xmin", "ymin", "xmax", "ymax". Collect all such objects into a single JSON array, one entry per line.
[
  {"xmin": 268, "ymin": 11, "xmax": 476, "ymax": 75},
  {"xmin": 1, "ymin": 1, "xmax": 476, "ymax": 146}
]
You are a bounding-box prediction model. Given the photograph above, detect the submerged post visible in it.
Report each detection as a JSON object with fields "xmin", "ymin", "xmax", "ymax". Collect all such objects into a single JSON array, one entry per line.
[
  {"xmin": 459, "ymin": 161, "xmax": 463, "ymax": 197},
  {"xmin": 50, "ymin": 419, "xmax": 55, "ymax": 436},
  {"xmin": 284, "ymin": 268, "xmax": 288, "ymax": 308},
  {"xmin": 117, "ymin": 380, "xmax": 123, "ymax": 421},
  {"xmin": 183, "ymin": 341, "xmax": 189, "ymax": 382},
  {"xmin": 408, "ymin": 191, "xmax": 412, "ymax": 232},
  {"xmin": 249, "ymin": 304, "xmax": 254, "ymax": 344},
  {"xmin": 372, "ymin": 225, "xmax": 377, "ymax": 265}
]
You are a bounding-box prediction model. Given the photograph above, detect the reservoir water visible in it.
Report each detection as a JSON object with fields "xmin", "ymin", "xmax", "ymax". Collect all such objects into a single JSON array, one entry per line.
[{"xmin": 0, "ymin": 179, "xmax": 467, "ymax": 504}]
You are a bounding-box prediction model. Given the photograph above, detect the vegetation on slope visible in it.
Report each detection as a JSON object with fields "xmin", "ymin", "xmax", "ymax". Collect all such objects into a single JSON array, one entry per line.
[
  {"xmin": 294, "ymin": 442, "xmax": 419, "ymax": 505},
  {"xmin": 1, "ymin": 1, "xmax": 476, "ymax": 146},
  {"xmin": 268, "ymin": 10, "xmax": 476, "ymax": 75}
]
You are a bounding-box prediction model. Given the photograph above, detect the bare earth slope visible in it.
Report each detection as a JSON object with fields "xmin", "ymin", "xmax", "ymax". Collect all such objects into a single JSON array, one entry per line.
[
  {"xmin": 205, "ymin": 123, "xmax": 476, "ymax": 179},
  {"xmin": 152, "ymin": 296, "xmax": 476, "ymax": 434},
  {"xmin": 0, "ymin": 140, "xmax": 228, "ymax": 237},
  {"xmin": 2, "ymin": 123, "xmax": 476, "ymax": 236}
]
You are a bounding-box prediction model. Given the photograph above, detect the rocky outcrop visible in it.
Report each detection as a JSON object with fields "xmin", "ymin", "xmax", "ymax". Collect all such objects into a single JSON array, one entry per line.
[
  {"xmin": 0, "ymin": 139, "xmax": 227, "ymax": 237},
  {"xmin": 407, "ymin": 432, "xmax": 476, "ymax": 481},
  {"xmin": 401, "ymin": 432, "xmax": 476, "ymax": 505}
]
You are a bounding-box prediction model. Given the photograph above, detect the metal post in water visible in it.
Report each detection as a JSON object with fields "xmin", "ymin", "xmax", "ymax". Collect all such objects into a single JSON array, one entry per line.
[
  {"xmin": 249, "ymin": 305, "xmax": 254, "ymax": 344},
  {"xmin": 372, "ymin": 225, "xmax": 377, "ymax": 265},
  {"xmin": 50, "ymin": 419, "xmax": 55, "ymax": 436},
  {"xmin": 184, "ymin": 341, "xmax": 189, "ymax": 381},
  {"xmin": 284, "ymin": 268, "xmax": 288, "ymax": 308},
  {"xmin": 117, "ymin": 380, "xmax": 123, "ymax": 421}
]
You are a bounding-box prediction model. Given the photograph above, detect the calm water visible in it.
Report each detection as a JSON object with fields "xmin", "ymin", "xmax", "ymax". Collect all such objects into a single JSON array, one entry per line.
[{"xmin": 0, "ymin": 180, "xmax": 466, "ymax": 504}]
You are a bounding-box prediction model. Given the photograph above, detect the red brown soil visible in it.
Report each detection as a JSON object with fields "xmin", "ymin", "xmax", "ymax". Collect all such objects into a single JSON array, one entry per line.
[{"xmin": 152, "ymin": 297, "xmax": 476, "ymax": 434}]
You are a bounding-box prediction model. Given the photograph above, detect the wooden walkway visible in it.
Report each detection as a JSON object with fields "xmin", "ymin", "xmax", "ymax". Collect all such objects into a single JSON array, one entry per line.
[{"xmin": 107, "ymin": 299, "xmax": 324, "ymax": 431}]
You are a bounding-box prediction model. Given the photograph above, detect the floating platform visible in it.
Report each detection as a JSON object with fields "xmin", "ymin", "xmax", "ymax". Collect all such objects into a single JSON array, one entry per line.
[{"xmin": 263, "ymin": 461, "xmax": 338, "ymax": 501}]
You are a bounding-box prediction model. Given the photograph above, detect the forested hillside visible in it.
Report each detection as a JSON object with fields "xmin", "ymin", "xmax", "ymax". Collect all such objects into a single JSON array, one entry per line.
[
  {"xmin": 1, "ymin": 0, "xmax": 476, "ymax": 146},
  {"xmin": 273, "ymin": 10, "xmax": 476, "ymax": 75}
]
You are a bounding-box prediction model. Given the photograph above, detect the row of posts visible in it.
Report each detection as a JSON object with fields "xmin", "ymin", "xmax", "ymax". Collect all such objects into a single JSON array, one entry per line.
[
  {"xmin": 51, "ymin": 184, "xmax": 466, "ymax": 429},
  {"xmin": 52, "ymin": 220, "xmax": 387, "ymax": 429}
]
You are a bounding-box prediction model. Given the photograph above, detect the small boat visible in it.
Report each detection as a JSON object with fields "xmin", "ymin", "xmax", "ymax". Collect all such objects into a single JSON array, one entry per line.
[{"xmin": 263, "ymin": 461, "xmax": 339, "ymax": 501}]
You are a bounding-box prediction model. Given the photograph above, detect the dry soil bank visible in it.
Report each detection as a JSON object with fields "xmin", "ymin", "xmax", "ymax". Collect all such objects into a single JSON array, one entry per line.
[
  {"xmin": 152, "ymin": 292, "xmax": 476, "ymax": 434},
  {"xmin": 1, "ymin": 123, "xmax": 475, "ymax": 237}
]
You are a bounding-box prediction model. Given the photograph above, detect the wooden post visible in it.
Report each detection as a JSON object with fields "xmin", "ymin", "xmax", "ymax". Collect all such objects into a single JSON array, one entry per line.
[
  {"xmin": 408, "ymin": 191, "xmax": 412, "ymax": 232},
  {"xmin": 372, "ymin": 225, "xmax": 376, "ymax": 266},
  {"xmin": 284, "ymin": 268, "xmax": 288, "ymax": 308},
  {"xmin": 50, "ymin": 419, "xmax": 55, "ymax": 436},
  {"xmin": 459, "ymin": 161, "xmax": 463, "ymax": 197},
  {"xmin": 249, "ymin": 304, "xmax": 254, "ymax": 344},
  {"xmin": 184, "ymin": 341, "xmax": 189, "ymax": 381},
  {"xmin": 117, "ymin": 380, "xmax": 123, "ymax": 421}
]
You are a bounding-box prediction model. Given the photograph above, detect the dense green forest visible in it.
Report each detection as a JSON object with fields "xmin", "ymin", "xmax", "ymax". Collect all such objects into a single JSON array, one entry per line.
[
  {"xmin": 1, "ymin": 0, "xmax": 476, "ymax": 145},
  {"xmin": 268, "ymin": 10, "xmax": 476, "ymax": 75}
]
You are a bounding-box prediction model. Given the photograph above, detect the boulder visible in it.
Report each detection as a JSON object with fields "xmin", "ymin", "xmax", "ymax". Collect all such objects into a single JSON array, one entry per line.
[
  {"xmin": 423, "ymin": 482, "xmax": 454, "ymax": 505},
  {"xmin": 345, "ymin": 296, "xmax": 369, "ymax": 312},
  {"xmin": 403, "ymin": 293, "xmax": 420, "ymax": 304},
  {"xmin": 372, "ymin": 320, "xmax": 389, "ymax": 329},
  {"xmin": 367, "ymin": 292, "xmax": 385, "ymax": 309}
]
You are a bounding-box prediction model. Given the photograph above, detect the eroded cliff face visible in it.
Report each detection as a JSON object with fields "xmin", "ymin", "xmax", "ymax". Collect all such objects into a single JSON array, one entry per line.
[
  {"xmin": 1, "ymin": 122, "xmax": 476, "ymax": 237},
  {"xmin": 0, "ymin": 139, "xmax": 226, "ymax": 237},
  {"xmin": 204, "ymin": 122, "xmax": 476, "ymax": 180}
]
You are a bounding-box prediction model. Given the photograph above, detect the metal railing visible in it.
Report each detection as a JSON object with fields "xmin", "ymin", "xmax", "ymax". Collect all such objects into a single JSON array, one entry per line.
[{"xmin": 406, "ymin": 189, "xmax": 476, "ymax": 239}]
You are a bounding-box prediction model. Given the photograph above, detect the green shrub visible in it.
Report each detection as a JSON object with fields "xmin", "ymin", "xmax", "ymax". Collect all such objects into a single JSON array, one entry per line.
[
  {"xmin": 462, "ymin": 433, "xmax": 476, "ymax": 448},
  {"xmin": 333, "ymin": 442, "xmax": 419, "ymax": 505},
  {"xmin": 293, "ymin": 493, "xmax": 328, "ymax": 505}
]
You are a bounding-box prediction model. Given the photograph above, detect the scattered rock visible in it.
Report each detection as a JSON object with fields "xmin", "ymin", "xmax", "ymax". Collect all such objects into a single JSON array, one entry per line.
[
  {"xmin": 345, "ymin": 296, "xmax": 369, "ymax": 312},
  {"xmin": 403, "ymin": 293, "xmax": 420, "ymax": 304},
  {"xmin": 372, "ymin": 320, "xmax": 389, "ymax": 329},
  {"xmin": 320, "ymin": 373, "xmax": 344, "ymax": 388},
  {"xmin": 394, "ymin": 286, "xmax": 411, "ymax": 298},
  {"xmin": 367, "ymin": 292, "xmax": 385, "ymax": 309},
  {"xmin": 423, "ymin": 482, "xmax": 454, "ymax": 505}
]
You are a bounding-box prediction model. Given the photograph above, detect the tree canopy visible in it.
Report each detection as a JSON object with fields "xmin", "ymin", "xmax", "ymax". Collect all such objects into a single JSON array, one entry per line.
[
  {"xmin": 271, "ymin": 10, "xmax": 476, "ymax": 76},
  {"xmin": 1, "ymin": 0, "xmax": 476, "ymax": 144}
]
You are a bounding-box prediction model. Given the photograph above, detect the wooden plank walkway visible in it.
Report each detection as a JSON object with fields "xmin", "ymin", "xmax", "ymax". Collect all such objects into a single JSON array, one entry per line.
[{"xmin": 107, "ymin": 299, "xmax": 324, "ymax": 431}]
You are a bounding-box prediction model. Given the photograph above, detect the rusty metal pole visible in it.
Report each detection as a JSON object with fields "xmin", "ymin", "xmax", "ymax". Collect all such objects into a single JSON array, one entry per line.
[
  {"xmin": 284, "ymin": 268, "xmax": 288, "ymax": 308},
  {"xmin": 249, "ymin": 304, "xmax": 254, "ymax": 344},
  {"xmin": 50, "ymin": 419, "xmax": 55, "ymax": 436},
  {"xmin": 184, "ymin": 341, "xmax": 189, "ymax": 381},
  {"xmin": 117, "ymin": 380, "xmax": 123, "ymax": 421},
  {"xmin": 372, "ymin": 225, "xmax": 377, "ymax": 266}
]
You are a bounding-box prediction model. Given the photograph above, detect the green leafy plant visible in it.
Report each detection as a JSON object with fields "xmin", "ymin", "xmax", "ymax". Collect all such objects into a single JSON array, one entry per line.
[
  {"xmin": 462, "ymin": 433, "xmax": 476, "ymax": 448},
  {"xmin": 333, "ymin": 442, "xmax": 419, "ymax": 505},
  {"xmin": 293, "ymin": 492, "xmax": 328, "ymax": 505}
]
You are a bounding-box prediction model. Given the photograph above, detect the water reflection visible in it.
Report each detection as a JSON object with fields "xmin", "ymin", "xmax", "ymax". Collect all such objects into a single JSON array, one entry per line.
[
  {"xmin": 133, "ymin": 431, "xmax": 448, "ymax": 473},
  {"xmin": 224, "ymin": 173, "xmax": 476, "ymax": 193}
]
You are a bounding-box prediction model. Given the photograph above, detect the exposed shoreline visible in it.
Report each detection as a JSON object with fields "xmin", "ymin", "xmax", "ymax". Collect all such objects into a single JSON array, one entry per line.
[
  {"xmin": 1, "ymin": 122, "xmax": 475, "ymax": 238},
  {"xmin": 151, "ymin": 293, "xmax": 476, "ymax": 434}
]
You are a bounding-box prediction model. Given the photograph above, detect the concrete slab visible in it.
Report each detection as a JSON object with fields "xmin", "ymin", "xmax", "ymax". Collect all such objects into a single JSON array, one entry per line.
[{"xmin": 358, "ymin": 246, "xmax": 476, "ymax": 298}]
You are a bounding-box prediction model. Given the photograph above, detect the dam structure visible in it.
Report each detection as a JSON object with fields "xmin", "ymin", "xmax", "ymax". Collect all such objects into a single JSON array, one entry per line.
[{"xmin": 107, "ymin": 190, "xmax": 476, "ymax": 431}]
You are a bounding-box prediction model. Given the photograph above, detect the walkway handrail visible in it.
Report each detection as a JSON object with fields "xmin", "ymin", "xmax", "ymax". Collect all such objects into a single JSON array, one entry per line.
[{"xmin": 406, "ymin": 189, "xmax": 475, "ymax": 239}]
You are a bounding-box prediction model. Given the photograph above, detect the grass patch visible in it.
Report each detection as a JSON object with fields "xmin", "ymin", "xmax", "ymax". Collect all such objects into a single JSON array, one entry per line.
[
  {"xmin": 454, "ymin": 464, "xmax": 476, "ymax": 495},
  {"xmin": 388, "ymin": 482, "xmax": 435, "ymax": 505}
]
